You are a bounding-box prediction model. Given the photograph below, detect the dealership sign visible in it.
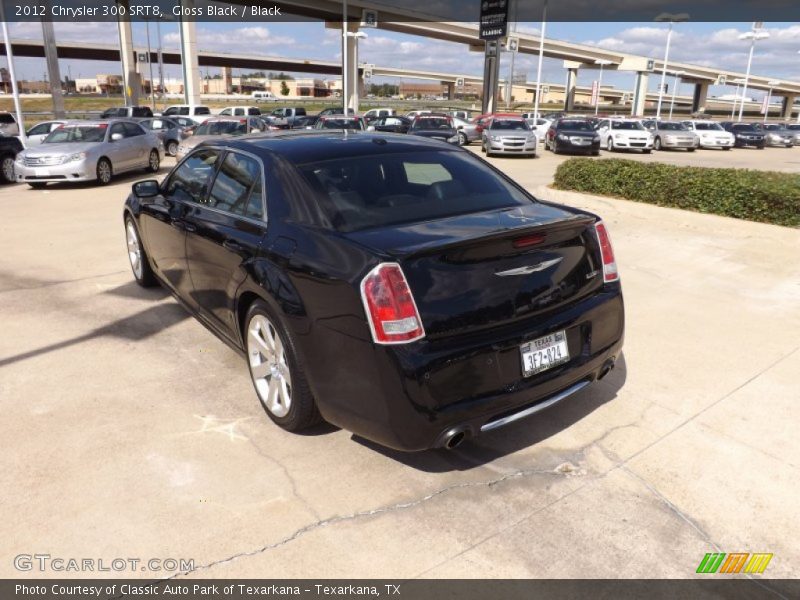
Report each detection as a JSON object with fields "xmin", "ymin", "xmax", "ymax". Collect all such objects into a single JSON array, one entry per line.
[{"xmin": 479, "ymin": 0, "xmax": 509, "ymax": 40}]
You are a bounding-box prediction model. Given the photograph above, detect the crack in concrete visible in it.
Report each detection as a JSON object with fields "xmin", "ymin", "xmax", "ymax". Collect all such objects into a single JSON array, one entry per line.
[{"xmin": 173, "ymin": 464, "xmax": 560, "ymax": 577}]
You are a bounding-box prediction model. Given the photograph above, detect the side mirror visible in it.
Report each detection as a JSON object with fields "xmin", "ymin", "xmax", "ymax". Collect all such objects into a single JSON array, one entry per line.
[
  {"xmin": 111, "ymin": 133, "xmax": 124, "ymax": 141},
  {"xmin": 133, "ymin": 180, "xmax": 160, "ymax": 198}
]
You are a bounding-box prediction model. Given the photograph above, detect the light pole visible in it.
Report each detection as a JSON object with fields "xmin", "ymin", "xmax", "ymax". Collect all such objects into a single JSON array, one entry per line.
[
  {"xmin": 763, "ymin": 80, "xmax": 780, "ymax": 123},
  {"xmin": 594, "ymin": 59, "xmax": 612, "ymax": 115},
  {"xmin": 737, "ymin": 23, "xmax": 770, "ymax": 122},
  {"xmin": 532, "ymin": 0, "xmax": 548, "ymax": 120},
  {"xmin": 730, "ymin": 77, "xmax": 746, "ymax": 118},
  {"xmin": 654, "ymin": 12, "xmax": 689, "ymax": 119},
  {"xmin": 0, "ymin": 1, "xmax": 26, "ymax": 145},
  {"xmin": 668, "ymin": 70, "xmax": 685, "ymax": 118}
]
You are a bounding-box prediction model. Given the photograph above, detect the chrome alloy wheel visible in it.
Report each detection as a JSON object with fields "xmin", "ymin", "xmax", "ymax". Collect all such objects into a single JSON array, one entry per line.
[
  {"xmin": 126, "ymin": 220, "xmax": 143, "ymax": 280},
  {"xmin": 248, "ymin": 315, "xmax": 292, "ymax": 418}
]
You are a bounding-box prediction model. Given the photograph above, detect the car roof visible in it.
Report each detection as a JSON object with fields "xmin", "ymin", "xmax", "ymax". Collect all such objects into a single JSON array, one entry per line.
[{"xmin": 210, "ymin": 130, "xmax": 462, "ymax": 163}]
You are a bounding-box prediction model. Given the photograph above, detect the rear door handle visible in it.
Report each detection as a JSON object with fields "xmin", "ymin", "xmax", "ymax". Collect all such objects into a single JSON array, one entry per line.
[{"xmin": 223, "ymin": 239, "xmax": 244, "ymax": 252}]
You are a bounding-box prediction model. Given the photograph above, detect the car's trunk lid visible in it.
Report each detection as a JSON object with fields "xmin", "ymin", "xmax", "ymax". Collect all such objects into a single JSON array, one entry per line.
[{"xmin": 346, "ymin": 204, "xmax": 604, "ymax": 338}]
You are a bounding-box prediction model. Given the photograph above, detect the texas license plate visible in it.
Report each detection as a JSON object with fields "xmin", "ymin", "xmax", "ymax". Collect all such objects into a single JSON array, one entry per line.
[
  {"xmin": 520, "ymin": 330, "xmax": 569, "ymax": 377},
  {"xmin": 34, "ymin": 168, "xmax": 50, "ymax": 176}
]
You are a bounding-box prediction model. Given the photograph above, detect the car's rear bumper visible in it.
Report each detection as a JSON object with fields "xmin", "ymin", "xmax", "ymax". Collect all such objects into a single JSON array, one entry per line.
[{"xmin": 304, "ymin": 285, "xmax": 624, "ymax": 451}]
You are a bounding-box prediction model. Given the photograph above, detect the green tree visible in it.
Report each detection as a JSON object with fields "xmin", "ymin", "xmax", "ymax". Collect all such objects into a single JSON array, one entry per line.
[{"xmin": 280, "ymin": 80, "xmax": 290, "ymax": 96}]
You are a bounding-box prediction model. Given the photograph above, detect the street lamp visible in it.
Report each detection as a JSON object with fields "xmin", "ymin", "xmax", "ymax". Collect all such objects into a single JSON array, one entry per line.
[
  {"xmin": 668, "ymin": 70, "xmax": 685, "ymax": 118},
  {"xmin": 654, "ymin": 12, "xmax": 689, "ymax": 119},
  {"xmin": 737, "ymin": 24, "xmax": 770, "ymax": 122},
  {"xmin": 594, "ymin": 59, "xmax": 612, "ymax": 115},
  {"xmin": 533, "ymin": 0, "xmax": 548, "ymax": 121},
  {"xmin": 763, "ymin": 80, "xmax": 780, "ymax": 123},
  {"xmin": 730, "ymin": 77, "xmax": 747, "ymax": 118}
]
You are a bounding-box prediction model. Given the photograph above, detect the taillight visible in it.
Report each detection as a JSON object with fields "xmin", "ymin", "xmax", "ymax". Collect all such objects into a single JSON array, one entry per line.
[
  {"xmin": 360, "ymin": 263, "xmax": 425, "ymax": 344},
  {"xmin": 593, "ymin": 221, "xmax": 619, "ymax": 283}
]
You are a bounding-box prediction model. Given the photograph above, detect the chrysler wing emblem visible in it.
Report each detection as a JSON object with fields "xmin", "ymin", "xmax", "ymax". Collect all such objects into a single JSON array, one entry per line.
[{"xmin": 495, "ymin": 258, "xmax": 563, "ymax": 277}]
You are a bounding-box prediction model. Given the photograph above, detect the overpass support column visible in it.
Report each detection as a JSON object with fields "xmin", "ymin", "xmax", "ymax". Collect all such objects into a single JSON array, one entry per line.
[
  {"xmin": 116, "ymin": 18, "xmax": 140, "ymax": 106},
  {"xmin": 692, "ymin": 82, "xmax": 709, "ymax": 114},
  {"xmin": 341, "ymin": 22, "xmax": 360, "ymax": 113},
  {"xmin": 630, "ymin": 71, "xmax": 649, "ymax": 117},
  {"xmin": 178, "ymin": 10, "xmax": 201, "ymax": 105},
  {"xmin": 481, "ymin": 40, "xmax": 501, "ymax": 114},
  {"xmin": 780, "ymin": 94, "xmax": 797, "ymax": 120},
  {"xmin": 564, "ymin": 68, "xmax": 578, "ymax": 111},
  {"xmin": 445, "ymin": 81, "xmax": 456, "ymax": 100},
  {"xmin": 41, "ymin": 21, "xmax": 65, "ymax": 118}
]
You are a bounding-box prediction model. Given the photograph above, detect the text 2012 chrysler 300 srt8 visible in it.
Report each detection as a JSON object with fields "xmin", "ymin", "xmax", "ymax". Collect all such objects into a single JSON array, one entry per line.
[{"xmin": 123, "ymin": 131, "xmax": 624, "ymax": 451}]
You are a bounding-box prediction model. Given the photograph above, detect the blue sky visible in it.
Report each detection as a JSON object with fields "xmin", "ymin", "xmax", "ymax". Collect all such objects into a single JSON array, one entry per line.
[{"xmin": 4, "ymin": 20, "xmax": 799, "ymax": 98}]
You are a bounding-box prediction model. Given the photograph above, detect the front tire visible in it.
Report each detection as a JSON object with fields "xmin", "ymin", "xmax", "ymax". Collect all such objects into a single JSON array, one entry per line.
[
  {"xmin": 245, "ymin": 301, "xmax": 322, "ymax": 432},
  {"xmin": 458, "ymin": 132, "xmax": 468, "ymax": 146},
  {"xmin": 0, "ymin": 155, "xmax": 15, "ymax": 183},
  {"xmin": 654, "ymin": 137, "xmax": 662, "ymax": 151},
  {"xmin": 146, "ymin": 149, "xmax": 160, "ymax": 173},
  {"xmin": 96, "ymin": 158, "xmax": 112, "ymax": 185},
  {"xmin": 606, "ymin": 138, "xmax": 614, "ymax": 152},
  {"xmin": 125, "ymin": 216, "xmax": 157, "ymax": 287},
  {"xmin": 166, "ymin": 140, "xmax": 178, "ymax": 156}
]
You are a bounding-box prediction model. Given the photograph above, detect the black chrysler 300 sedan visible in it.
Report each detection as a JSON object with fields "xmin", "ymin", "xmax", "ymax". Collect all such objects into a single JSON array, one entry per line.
[{"xmin": 123, "ymin": 131, "xmax": 624, "ymax": 451}]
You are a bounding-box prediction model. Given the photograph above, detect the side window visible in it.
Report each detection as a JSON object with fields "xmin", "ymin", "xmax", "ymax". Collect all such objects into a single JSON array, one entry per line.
[
  {"xmin": 248, "ymin": 108, "xmax": 260, "ymax": 115},
  {"xmin": 178, "ymin": 107, "xmax": 189, "ymax": 116},
  {"xmin": 220, "ymin": 108, "xmax": 231, "ymax": 116},
  {"xmin": 163, "ymin": 107, "xmax": 177, "ymax": 116},
  {"xmin": 123, "ymin": 122, "xmax": 145, "ymax": 137},
  {"xmin": 195, "ymin": 107, "xmax": 211, "ymax": 115},
  {"xmin": 109, "ymin": 123, "xmax": 127, "ymax": 138},
  {"xmin": 207, "ymin": 152, "xmax": 263, "ymax": 219},
  {"xmin": 28, "ymin": 123, "xmax": 52, "ymax": 136},
  {"xmin": 165, "ymin": 149, "xmax": 220, "ymax": 204},
  {"xmin": 296, "ymin": 108, "xmax": 306, "ymax": 116}
]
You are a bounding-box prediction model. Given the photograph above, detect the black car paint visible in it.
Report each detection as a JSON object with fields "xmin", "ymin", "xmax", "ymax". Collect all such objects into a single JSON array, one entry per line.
[
  {"xmin": 546, "ymin": 119, "xmax": 601, "ymax": 154},
  {"xmin": 125, "ymin": 132, "xmax": 624, "ymax": 451},
  {"xmin": 719, "ymin": 122, "xmax": 766, "ymax": 148}
]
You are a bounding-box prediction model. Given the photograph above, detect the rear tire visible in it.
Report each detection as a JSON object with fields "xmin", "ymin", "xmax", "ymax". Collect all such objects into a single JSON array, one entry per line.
[
  {"xmin": 723, "ymin": 147, "xmax": 731, "ymax": 151},
  {"xmin": 245, "ymin": 300, "xmax": 322, "ymax": 432},
  {"xmin": 687, "ymin": 148, "xmax": 695, "ymax": 152},
  {"xmin": 654, "ymin": 137, "xmax": 662, "ymax": 151},
  {"xmin": 96, "ymin": 158, "xmax": 112, "ymax": 185},
  {"xmin": 0, "ymin": 155, "xmax": 15, "ymax": 183},
  {"xmin": 458, "ymin": 132, "xmax": 468, "ymax": 146},
  {"xmin": 166, "ymin": 140, "xmax": 178, "ymax": 156},
  {"xmin": 606, "ymin": 138, "xmax": 614, "ymax": 152},
  {"xmin": 643, "ymin": 149, "xmax": 652, "ymax": 154},
  {"xmin": 146, "ymin": 149, "xmax": 160, "ymax": 173}
]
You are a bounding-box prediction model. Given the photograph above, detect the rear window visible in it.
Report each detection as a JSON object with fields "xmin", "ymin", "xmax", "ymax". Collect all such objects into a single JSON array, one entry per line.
[
  {"xmin": 0, "ymin": 113, "xmax": 16, "ymax": 124},
  {"xmin": 318, "ymin": 118, "xmax": 363, "ymax": 130},
  {"xmin": 414, "ymin": 118, "xmax": 450, "ymax": 130},
  {"xmin": 194, "ymin": 121, "xmax": 246, "ymax": 135},
  {"xmin": 195, "ymin": 107, "xmax": 211, "ymax": 115},
  {"xmin": 295, "ymin": 151, "xmax": 531, "ymax": 232},
  {"xmin": 693, "ymin": 123, "xmax": 723, "ymax": 131}
]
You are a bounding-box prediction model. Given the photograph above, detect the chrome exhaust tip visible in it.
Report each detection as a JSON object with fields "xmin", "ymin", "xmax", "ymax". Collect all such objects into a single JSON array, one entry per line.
[
  {"xmin": 598, "ymin": 358, "xmax": 616, "ymax": 380},
  {"xmin": 442, "ymin": 428, "xmax": 468, "ymax": 450}
]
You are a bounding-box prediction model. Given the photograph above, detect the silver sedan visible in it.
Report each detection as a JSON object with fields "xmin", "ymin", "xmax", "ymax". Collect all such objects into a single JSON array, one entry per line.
[
  {"xmin": 452, "ymin": 117, "xmax": 480, "ymax": 146},
  {"xmin": 15, "ymin": 119, "xmax": 164, "ymax": 188},
  {"xmin": 481, "ymin": 118, "xmax": 537, "ymax": 157}
]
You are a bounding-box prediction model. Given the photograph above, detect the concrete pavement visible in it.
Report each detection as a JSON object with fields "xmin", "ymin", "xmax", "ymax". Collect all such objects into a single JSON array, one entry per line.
[{"xmin": 0, "ymin": 148, "xmax": 798, "ymax": 584}]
